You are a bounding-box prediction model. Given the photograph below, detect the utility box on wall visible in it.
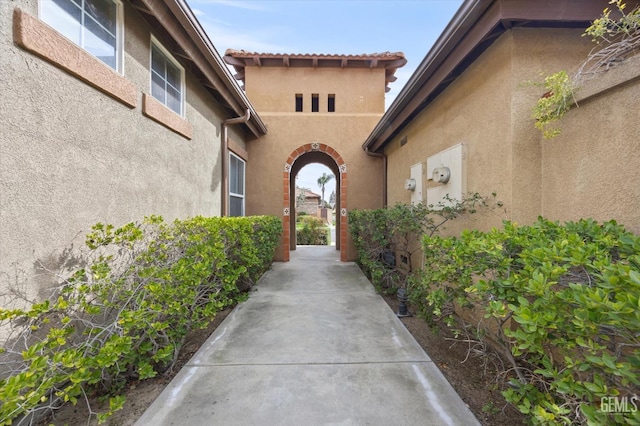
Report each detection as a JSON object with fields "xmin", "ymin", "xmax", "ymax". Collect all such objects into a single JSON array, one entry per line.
[{"xmin": 426, "ymin": 143, "xmax": 466, "ymax": 207}]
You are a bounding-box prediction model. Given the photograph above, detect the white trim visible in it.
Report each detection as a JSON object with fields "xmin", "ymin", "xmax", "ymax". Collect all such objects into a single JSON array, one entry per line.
[
  {"xmin": 150, "ymin": 35, "xmax": 186, "ymax": 117},
  {"xmin": 115, "ymin": 0, "xmax": 124, "ymax": 74}
]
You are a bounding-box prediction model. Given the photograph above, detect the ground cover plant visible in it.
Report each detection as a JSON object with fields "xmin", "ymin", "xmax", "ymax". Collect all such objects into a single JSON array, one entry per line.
[{"xmin": 0, "ymin": 215, "xmax": 281, "ymax": 425}]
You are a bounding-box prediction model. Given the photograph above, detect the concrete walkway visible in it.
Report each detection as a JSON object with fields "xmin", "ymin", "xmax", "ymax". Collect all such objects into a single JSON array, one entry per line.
[{"xmin": 135, "ymin": 246, "xmax": 480, "ymax": 426}]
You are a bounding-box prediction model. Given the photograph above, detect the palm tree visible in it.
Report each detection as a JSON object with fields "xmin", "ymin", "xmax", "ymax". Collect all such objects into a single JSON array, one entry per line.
[{"xmin": 317, "ymin": 172, "xmax": 334, "ymax": 206}]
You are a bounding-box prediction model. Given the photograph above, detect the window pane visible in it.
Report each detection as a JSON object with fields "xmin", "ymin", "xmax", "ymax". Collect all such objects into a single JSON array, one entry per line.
[
  {"xmin": 166, "ymin": 61, "xmax": 181, "ymax": 88},
  {"xmin": 151, "ymin": 71, "xmax": 165, "ymax": 103},
  {"xmin": 85, "ymin": 0, "xmax": 116, "ymax": 35},
  {"xmin": 229, "ymin": 155, "xmax": 238, "ymax": 194},
  {"xmin": 151, "ymin": 45, "xmax": 165, "ymax": 76},
  {"xmin": 229, "ymin": 154, "xmax": 245, "ymax": 216},
  {"xmin": 41, "ymin": 0, "xmax": 82, "ymax": 45},
  {"xmin": 151, "ymin": 42, "xmax": 183, "ymax": 115},
  {"xmin": 84, "ymin": 15, "xmax": 116, "ymax": 68},
  {"xmin": 230, "ymin": 196, "xmax": 244, "ymax": 217},
  {"xmin": 41, "ymin": 0, "xmax": 119, "ymax": 71},
  {"xmin": 237, "ymin": 159, "xmax": 245, "ymax": 195},
  {"xmin": 166, "ymin": 85, "xmax": 181, "ymax": 114}
]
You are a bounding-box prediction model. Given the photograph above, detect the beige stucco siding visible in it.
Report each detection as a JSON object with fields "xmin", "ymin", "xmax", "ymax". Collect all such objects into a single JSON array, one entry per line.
[
  {"xmin": 245, "ymin": 113, "xmax": 383, "ymax": 260},
  {"xmin": 0, "ymin": 2, "xmax": 226, "ymax": 300},
  {"xmin": 511, "ymin": 27, "xmax": 640, "ymax": 233},
  {"xmin": 540, "ymin": 63, "xmax": 640, "ymax": 234},
  {"xmin": 243, "ymin": 65, "xmax": 386, "ymax": 260},
  {"xmin": 383, "ymin": 27, "xmax": 625, "ymax": 237},
  {"xmin": 385, "ymin": 34, "xmax": 514, "ymax": 234},
  {"xmin": 245, "ymin": 67, "xmax": 386, "ymax": 114},
  {"xmin": 509, "ymin": 28, "xmax": 593, "ymax": 225}
]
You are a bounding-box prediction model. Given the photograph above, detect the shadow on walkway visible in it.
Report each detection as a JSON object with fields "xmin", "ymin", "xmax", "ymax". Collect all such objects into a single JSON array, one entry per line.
[{"xmin": 136, "ymin": 246, "xmax": 479, "ymax": 425}]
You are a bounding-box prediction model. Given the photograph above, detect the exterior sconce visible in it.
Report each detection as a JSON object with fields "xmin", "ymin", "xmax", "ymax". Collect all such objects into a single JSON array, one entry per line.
[
  {"xmin": 404, "ymin": 178, "xmax": 416, "ymax": 191},
  {"xmin": 432, "ymin": 167, "xmax": 451, "ymax": 184}
]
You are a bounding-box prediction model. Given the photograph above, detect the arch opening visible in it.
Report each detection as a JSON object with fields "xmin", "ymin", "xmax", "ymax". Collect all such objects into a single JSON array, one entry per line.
[
  {"xmin": 292, "ymin": 158, "xmax": 339, "ymax": 250},
  {"xmin": 282, "ymin": 143, "xmax": 347, "ymax": 262}
]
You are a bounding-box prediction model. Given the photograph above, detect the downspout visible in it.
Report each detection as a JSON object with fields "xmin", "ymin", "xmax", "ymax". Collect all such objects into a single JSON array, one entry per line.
[
  {"xmin": 365, "ymin": 147, "xmax": 387, "ymax": 207},
  {"xmin": 221, "ymin": 109, "xmax": 251, "ymax": 216}
]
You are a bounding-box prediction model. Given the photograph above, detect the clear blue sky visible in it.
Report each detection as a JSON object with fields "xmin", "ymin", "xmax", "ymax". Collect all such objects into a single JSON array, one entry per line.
[{"xmin": 186, "ymin": 0, "xmax": 463, "ymax": 202}]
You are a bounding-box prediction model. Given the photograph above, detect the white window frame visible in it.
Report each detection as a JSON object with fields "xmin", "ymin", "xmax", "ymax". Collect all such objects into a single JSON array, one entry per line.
[
  {"xmin": 39, "ymin": 0, "xmax": 124, "ymax": 73},
  {"xmin": 229, "ymin": 152, "xmax": 245, "ymax": 217},
  {"xmin": 150, "ymin": 36, "xmax": 185, "ymax": 117}
]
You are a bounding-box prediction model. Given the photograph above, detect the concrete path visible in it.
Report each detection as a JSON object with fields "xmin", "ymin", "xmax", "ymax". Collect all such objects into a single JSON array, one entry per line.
[{"xmin": 135, "ymin": 246, "xmax": 480, "ymax": 426}]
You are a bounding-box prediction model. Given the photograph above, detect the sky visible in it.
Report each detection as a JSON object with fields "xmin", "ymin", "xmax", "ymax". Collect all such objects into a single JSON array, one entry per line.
[{"xmin": 186, "ymin": 0, "xmax": 464, "ymax": 203}]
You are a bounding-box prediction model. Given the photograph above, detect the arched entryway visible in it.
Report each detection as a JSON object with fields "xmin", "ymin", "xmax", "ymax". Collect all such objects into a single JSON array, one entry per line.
[{"xmin": 282, "ymin": 143, "xmax": 347, "ymax": 262}]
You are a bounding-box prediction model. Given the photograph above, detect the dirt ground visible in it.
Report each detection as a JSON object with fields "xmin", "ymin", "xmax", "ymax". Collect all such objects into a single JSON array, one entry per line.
[{"xmin": 38, "ymin": 294, "xmax": 525, "ymax": 426}]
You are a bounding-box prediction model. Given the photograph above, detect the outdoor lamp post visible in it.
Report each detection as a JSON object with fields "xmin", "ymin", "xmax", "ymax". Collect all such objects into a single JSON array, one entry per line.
[{"xmin": 396, "ymin": 287, "xmax": 411, "ymax": 318}]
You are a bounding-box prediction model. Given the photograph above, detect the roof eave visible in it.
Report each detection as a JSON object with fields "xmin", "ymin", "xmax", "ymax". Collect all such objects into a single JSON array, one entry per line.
[
  {"xmin": 224, "ymin": 51, "xmax": 408, "ymax": 93},
  {"xmin": 136, "ymin": 0, "xmax": 267, "ymax": 138},
  {"xmin": 362, "ymin": 0, "xmax": 615, "ymax": 153}
]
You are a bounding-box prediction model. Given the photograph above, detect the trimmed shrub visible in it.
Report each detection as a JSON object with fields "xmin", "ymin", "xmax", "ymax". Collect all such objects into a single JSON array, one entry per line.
[
  {"xmin": 414, "ymin": 218, "xmax": 640, "ymax": 425},
  {"xmin": 0, "ymin": 215, "xmax": 281, "ymax": 424},
  {"xmin": 296, "ymin": 216, "xmax": 328, "ymax": 245},
  {"xmin": 348, "ymin": 195, "xmax": 490, "ymax": 292}
]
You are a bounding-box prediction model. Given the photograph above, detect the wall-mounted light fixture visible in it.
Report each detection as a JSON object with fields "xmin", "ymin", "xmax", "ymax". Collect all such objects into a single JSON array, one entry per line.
[
  {"xmin": 404, "ymin": 178, "xmax": 416, "ymax": 191},
  {"xmin": 432, "ymin": 167, "xmax": 451, "ymax": 184},
  {"xmin": 426, "ymin": 143, "xmax": 466, "ymax": 208}
]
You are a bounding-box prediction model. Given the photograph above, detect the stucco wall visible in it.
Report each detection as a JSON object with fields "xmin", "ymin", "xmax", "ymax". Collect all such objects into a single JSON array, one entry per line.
[
  {"xmin": 243, "ymin": 66, "xmax": 386, "ymax": 261},
  {"xmin": 0, "ymin": 1, "xmax": 229, "ymax": 302},
  {"xmin": 246, "ymin": 114, "xmax": 383, "ymax": 261},
  {"xmin": 510, "ymin": 28, "xmax": 594, "ymax": 225},
  {"xmin": 540, "ymin": 55, "xmax": 640, "ymax": 234},
  {"xmin": 385, "ymin": 33, "xmax": 514, "ymax": 235},
  {"xmin": 384, "ymin": 27, "xmax": 605, "ymax": 239},
  {"xmin": 245, "ymin": 67, "xmax": 386, "ymax": 113}
]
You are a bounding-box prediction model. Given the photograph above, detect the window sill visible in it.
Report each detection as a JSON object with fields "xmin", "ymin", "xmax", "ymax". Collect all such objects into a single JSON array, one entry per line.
[
  {"xmin": 13, "ymin": 8, "xmax": 137, "ymax": 109},
  {"xmin": 142, "ymin": 93, "xmax": 193, "ymax": 140}
]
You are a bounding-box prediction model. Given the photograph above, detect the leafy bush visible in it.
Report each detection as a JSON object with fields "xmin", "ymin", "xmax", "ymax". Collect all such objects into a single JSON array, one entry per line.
[
  {"xmin": 296, "ymin": 216, "xmax": 328, "ymax": 245},
  {"xmin": 348, "ymin": 194, "xmax": 492, "ymax": 292},
  {"xmin": 0, "ymin": 215, "xmax": 281, "ymax": 425},
  {"xmin": 414, "ymin": 217, "xmax": 640, "ymax": 425}
]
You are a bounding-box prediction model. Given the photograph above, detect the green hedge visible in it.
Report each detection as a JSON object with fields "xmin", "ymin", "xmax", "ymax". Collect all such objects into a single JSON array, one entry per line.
[
  {"xmin": 414, "ymin": 218, "xmax": 639, "ymax": 425},
  {"xmin": 296, "ymin": 216, "xmax": 329, "ymax": 245},
  {"xmin": 0, "ymin": 215, "xmax": 281, "ymax": 424},
  {"xmin": 348, "ymin": 196, "xmax": 489, "ymax": 291}
]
